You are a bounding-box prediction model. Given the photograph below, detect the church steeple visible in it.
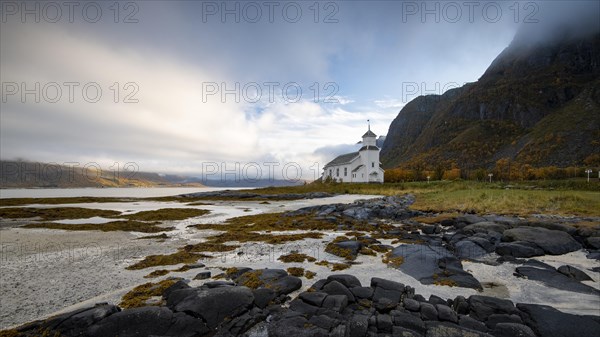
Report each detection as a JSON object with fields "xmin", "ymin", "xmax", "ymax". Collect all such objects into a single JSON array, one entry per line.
[
  {"xmin": 362, "ymin": 120, "xmax": 377, "ymax": 139},
  {"xmin": 361, "ymin": 120, "xmax": 377, "ymax": 148}
]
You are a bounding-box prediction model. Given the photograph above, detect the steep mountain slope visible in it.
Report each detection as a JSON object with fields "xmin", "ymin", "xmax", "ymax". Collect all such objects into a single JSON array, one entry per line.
[{"xmin": 381, "ymin": 27, "xmax": 600, "ymax": 169}]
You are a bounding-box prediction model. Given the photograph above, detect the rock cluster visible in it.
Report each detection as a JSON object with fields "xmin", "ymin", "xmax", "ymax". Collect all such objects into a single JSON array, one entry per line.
[
  {"xmin": 442, "ymin": 215, "xmax": 599, "ymax": 263},
  {"xmin": 12, "ymin": 272, "xmax": 599, "ymax": 337},
  {"xmin": 180, "ymin": 190, "xmax": 333, "ymax": 200},
  {"xmin": 289, "ymin": 195, "xmax": 419, "ymax": 221}
]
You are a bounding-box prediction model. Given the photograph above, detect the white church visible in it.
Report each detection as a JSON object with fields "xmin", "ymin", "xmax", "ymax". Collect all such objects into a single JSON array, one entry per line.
[{"xmin": 322, "ymin": 125, "xmax": 385, "ymax": 183}]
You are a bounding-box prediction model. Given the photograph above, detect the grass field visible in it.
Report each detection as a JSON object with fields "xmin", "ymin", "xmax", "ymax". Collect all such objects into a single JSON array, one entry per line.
[
  {"xmin": 252, "ymin": 180, "xmax": 600, "ymax": 217},
  {"xmin": 1, "ymin": 180, "xmax": 598, "ymax": 217}
]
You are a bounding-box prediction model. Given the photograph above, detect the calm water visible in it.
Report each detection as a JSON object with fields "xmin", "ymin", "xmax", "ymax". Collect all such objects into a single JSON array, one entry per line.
[{"xmin": 0, "ymin": 187, "xmax": 247, "ymax": 199}]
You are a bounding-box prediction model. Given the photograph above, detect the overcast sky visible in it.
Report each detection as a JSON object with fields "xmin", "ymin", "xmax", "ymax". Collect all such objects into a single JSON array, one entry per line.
[{"xmin": 1, "ymin": 0, "xmax": 597, "ymax": 180}]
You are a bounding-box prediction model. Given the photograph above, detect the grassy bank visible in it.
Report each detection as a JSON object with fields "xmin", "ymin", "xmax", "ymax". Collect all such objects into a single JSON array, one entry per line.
[
  {"xmin": 2, "ymin": 180, "xmax": 598, "ymax": 217},
  {"xmin": 252, "ymin": 180, "xmax": 600, "ymax": 217}
]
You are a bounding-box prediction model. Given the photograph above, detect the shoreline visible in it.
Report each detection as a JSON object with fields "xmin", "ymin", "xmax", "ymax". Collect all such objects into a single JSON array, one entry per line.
[{"xmin": 1, "ymin": 191, "xmax": 599, "ymax": 332}]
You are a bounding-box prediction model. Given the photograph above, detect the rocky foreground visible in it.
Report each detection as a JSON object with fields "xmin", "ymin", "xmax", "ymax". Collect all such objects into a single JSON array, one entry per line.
[
  {"xmin": 9, "ymin": 270, "xmax": 600, "ymax": 337},
  {"xmin": 3, "ymin": 193, "xmax": 599, "ymax": 336}
]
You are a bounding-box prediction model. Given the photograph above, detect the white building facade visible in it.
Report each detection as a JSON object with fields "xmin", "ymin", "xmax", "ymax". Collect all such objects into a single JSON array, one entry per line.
[{"xmin": 322, "ymin": 128, "xmax": 385, "ymax": 183}]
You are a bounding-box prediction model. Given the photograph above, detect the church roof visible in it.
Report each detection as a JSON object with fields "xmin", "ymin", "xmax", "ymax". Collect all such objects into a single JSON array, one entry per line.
[
  {"xmin": 352, "ymin": 164, "xmax": 364, "ymax": 172},
  {"xmin": 359, "ymin": 145, "xmax": 379, "ymax": 151},
  {"xmin": 362, "ymin": 130, "xmax": 377, "ymax": 138},
  {"xmin": 323, "ymin": 152, "xmax": 359, "ymax": 168}
]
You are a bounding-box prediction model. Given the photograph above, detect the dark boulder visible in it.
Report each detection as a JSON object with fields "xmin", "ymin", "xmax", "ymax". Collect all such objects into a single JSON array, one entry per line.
[
  {"xmin": 587, "ymin": 251, "xmax": 600, "ymax": 260},
  {"xmin": 557, "ymin": 265, "xmax": 593, "ymax": 281},
  {"xmin": 299, "ymin": 291, "xmax": 328, "ymax": 307},
  {"xmin": 452, "ymin": 296, "xmax": 469, "ymax": 315},
  {"xmin": 420, "ymin": 303, "xmax": 438, "ymax": 321},
  {"xmin": 467, "ymin": 237, "xmax": 496, "ymax": 252},
  {"xmin": 322, "ymin": 280, "xmax": 356, "ymax": 302},
  {"xmin": 391, "ymin": 244, "xmax": 481, "ymax": 289},
  {"xmin": 403, "ymin": 298, "xmax": 421, "ymax": 311},
  {"xmin": 428, "ymin": 295, "xmax": 447, "ymax": 306},
  {"xmin": 436, "ymin": 304, "xmax": 458, "ymax": 323},
  {"xmin": 268, "ymin": 315, "xmax": 329, "ymax": 337},
  {"xmin": 329, "ymin": 240, "xmax": 363, "ymax": 258},
  {"xmin": 422, "ymin": 224, "xmax": 437, "ymax": 235},
  {"xmin": 467, "ymin": 296, "xmax": 518, "ymax": 321},
  {"xmin": 585, "ymin": 236, "xmax": 600, "ymax": 249},
  {"xmin": 490, "ymin": 323, "xmax": 536, "ymax": 337},
  {"xmin": 162, "ymin": 280, "xmax": 191, "ymax": 300},
  {"xmin": 502, "ymin": 227, "xmax": 582, "ymax": 255},
  {"xmin": 454, "ymin": 240, "xmax": 488, "ymax": 259},
  {"xmin": 289, "ymin": 298, "xmax": 320, "ymax": 316},
  {"xmin": 377, "ymin": 314, "xmax": 394, "ymax": 332},
  {"xmin": 169, "ymin": 286, "xmax": 254, "ymax": 328},
  {"xmin": 87, "ymin": 306, "xmax": 209, "ymax": 337},
  {"xmin": 495, "ymin": 241, "xmax": 544, "ymax": 258},
  {"xmin": 517, "ymin": 303, "xmax": 600, "ymax": 337},
  {"xmin": 216, "ymin": 307, "xmax": 267, "ymax": 336},
  {"xmin": 203, "ymin": 281, "xmax": 236, "ymax": 288},
  {"xmin": 269, "ymin": 275, "xmax": 302, "ymax": 295},
  {"xmin": 425, "ymin": 321, "xmax": 493, "ymax": 336},
  {"xmin": 327, "ymin": 274, "xmax": 362, "ymax": 288},
  {"xmin": 351, "ymin": 286, "xmax": 374, "ymax": 300},
  {"xmin": 227, "ymin": 267, "xmax": 254, "ymax": 279},
  {"xmin": 193, "ymin": 271, "xmax": 211, "ymax": 280},
  {"xmin": 462, "ymin": 222, "xmax": 509, "ymax": 234},
  {"xmin": 347, "ymin": 314, "xmax": 370, "ymax": 337},
  {"xmin": 485, "ymin": 314, "xmax": 522, "ymax": 329},
  {"xmin": 371, "ymin": 277, "xmax": 405, "ymax": 304},
  {"xmin": 375, "ymin": 297, "xmax": 397, "ymax": 312},
  {"xmin": 391, "ymin": 310, "xmax": 427, "ymax": 334},
  {"xmin": 322, "ymin": 294, "xmax": 348, "ymax": 312},
  {"xmin": 23, "ymin": 303, "xmax": 120, "ymax": 337},
  {"xmin": 458, "ymin": 315, "xmax": 487, "ymax": 332},
  {"xmin": 236, "ymin": 269, "xmax": 301, "ymax": 295},
  {"xmin": 520, "ymin": 221, "xmax": 577, "ymax": 235},
  {"xmin": 253, "ymin": 288, "xmax": 276, "ymax": 309},
  {"xmin": 309, "ymin": 279, "xmax": 328, "ymax": 291},
  {"xmin": 392, "ymin": 326, "xmax": 423, "ymax": 336},
  {"xmin": 371, "ymin": 277, "xmax": 406, "ymax": 292},
  {"xmin": 515, "ymin": 266, "xmax": 600, "ymax": 295},
  {"xmin": 342, "ymin": 207, "xmax": 373, "ymax": 220},
  {"xmin": 309, "ymin": 314, "xmax": 339, "ymax": 330}
]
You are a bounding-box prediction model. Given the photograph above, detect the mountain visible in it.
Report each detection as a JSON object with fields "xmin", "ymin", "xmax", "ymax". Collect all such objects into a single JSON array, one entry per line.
[
  {"xmin": 0, "ymin": 161, "xmax": 204, "ymax": 188},
  {"xmin": 376, "ymin": 136, "xmax": 386, "ymax": 148},
  {"xmin": 381, "ymin": 26, "xmax": 600, "ymax": 170}
]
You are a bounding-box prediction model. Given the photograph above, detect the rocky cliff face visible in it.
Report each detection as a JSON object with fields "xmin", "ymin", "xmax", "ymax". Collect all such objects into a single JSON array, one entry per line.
[{"xmin": 381, "ymin": 27, "xmax": 600, "ymax": 169}]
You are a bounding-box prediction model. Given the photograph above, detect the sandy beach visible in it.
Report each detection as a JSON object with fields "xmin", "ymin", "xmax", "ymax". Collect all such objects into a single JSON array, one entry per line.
[{"xmin": 1, "ymin": 194, "xmax": 598, "ymax": 330}]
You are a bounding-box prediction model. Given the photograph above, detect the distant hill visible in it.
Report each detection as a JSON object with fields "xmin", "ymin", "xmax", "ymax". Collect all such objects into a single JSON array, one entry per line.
[
  {"xmin": 0, "ymin": 161, "xmax": 204, "ymax": 188},
  {"xmin": 0, "ymin": 160, "xmax": 304, "ymax": 189},
  {"xmin": 381, "ymin": 26, "xmax": 600, "ymax": 170}
]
